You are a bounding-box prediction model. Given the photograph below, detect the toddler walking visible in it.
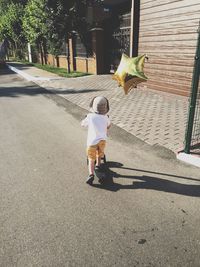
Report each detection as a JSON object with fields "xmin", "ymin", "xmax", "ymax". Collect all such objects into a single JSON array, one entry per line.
[{"xmin": 81, "ymin": 96, "xmax": 111, "ymax": 185}]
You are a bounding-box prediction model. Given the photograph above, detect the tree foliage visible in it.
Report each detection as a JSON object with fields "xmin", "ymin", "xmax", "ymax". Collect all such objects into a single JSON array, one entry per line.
[
  {"xmin": 0, "ymin": 2, "xmax": 25, "ymax": 46},
  {"xmin": 0, "ymin": 0, "xmax": 91, "ymax": 58},
  {"xmin": 45, "ymin": 0, "xmax": 89, "ymax": 56},
  {"xmin": 45, "ymin": 0, "xmax": 73, "ymax": 56},
  {"xmin": 23, "ymin": 0, "xmax": 48, "ymax": 45}
]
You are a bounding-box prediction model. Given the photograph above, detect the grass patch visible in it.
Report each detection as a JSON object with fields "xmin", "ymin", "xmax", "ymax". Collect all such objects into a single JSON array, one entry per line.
[
  {"xmin": 33, "ymin": 63, "xmax": 91, "ymax": 78},
  {"xmin": 11, "ymin": 59, "xmax": 91, "ymax": 78}
]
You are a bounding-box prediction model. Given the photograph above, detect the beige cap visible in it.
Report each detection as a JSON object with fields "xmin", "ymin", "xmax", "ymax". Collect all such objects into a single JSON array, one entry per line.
[{"xmin": 90, "ymin": 96, "xmax": 109, "ymax": 115}]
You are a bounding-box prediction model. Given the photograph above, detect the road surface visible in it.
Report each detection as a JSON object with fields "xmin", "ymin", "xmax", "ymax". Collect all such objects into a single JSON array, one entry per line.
[{"xmin": 0, "ymin": 68, "xmax": 200, "ymax": 267}]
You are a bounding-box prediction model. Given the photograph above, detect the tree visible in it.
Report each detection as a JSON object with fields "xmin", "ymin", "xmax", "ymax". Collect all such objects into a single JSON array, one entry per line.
[
  {"xmin": 45, "ymin": 0, "xmax": 72, "ymax": 57},
  {"xmin": 23, "ymin": 0, "xmax": 48, "ymax": 45},
  {"xmin": 0, "ymin": 0, "xmax": 92, "ymax": 65},
  {"xmin": 0, "ymin": 0, "xmax": 28, "ymax": 7},
  {"xmin": 45, "ymin": 0, "xmax": 89, "ymax": 69},
  {"xmin": 23, "ymin": 0, "xmax": 48, "ymax": 63},
  {"xmin": 0, "ymin": 2, "xmax": 26, "ymax": 58},
  {"xmin": 23, "ymin": 0, "xmax": 82, "ymax": 66}
]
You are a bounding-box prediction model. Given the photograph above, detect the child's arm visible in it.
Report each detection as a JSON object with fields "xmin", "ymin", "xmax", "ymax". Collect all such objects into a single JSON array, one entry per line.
[
  {"xmin": 107, "ymin": 115, "xmax": 111, "ymax": 129},
  {"xmin": 81, "ymin": 115, "xmax": 89, "ymax": 127}
]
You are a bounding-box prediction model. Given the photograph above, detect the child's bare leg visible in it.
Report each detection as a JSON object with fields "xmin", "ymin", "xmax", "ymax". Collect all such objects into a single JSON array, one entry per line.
[
  {"xmin": 96, "ymin": 144, "xmax": 104, "ymax": 167},
  {"xmin": 88, "ymin": 159, "xmax": 95, "ymax": 175},
  {"xmin": 96, "ymin": 156, "xmax": 101, "ymax": 167}
]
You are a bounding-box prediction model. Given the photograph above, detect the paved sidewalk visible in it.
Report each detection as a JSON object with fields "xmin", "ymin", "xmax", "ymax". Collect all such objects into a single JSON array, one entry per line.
[{"xmin": 7, "ymin": 62, "xmax": 189, "ymax": 155}]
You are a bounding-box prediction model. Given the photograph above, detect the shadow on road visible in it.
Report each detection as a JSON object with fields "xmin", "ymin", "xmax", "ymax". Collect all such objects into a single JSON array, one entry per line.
[
  {"xmin": 0, "ymin": 86, "xmax": 102, "ymax": 97},
  {"xmin": 0, "ymin": 85, "xmax": 49, "ymax": 97},
  {"xmin": 93, "ymin": 161, "xmax": 200, "ymax": 197},
  {"xmin": 0, "ymin": 68, "xmax": 102, "ymax": 97}
]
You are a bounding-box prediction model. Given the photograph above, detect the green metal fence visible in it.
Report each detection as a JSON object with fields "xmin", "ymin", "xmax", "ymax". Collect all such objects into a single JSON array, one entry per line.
[
  {"xmin": 184, "ymin": 22, "xmax": 200, "ymax": 154},
  {"xmin": 190, "ymin": 86, "xmax": 200, "ymax": 154}
]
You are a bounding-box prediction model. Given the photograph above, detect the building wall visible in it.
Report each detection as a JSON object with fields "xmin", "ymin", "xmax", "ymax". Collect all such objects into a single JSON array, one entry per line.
[
  {"xmin": 38, "ymin": 29, "xmax": 103, "ymax": 75},
  {"xmin": 75, "ymin": 57, "xmax": 96, "ymax": 73},
  {"xmin": 58, "ymin": 56, "xmax": 68, "ymax": 68},
  {"xmin": 41, "ymin": 54, "xmax": 97, "ymax": 74},
  {"xmin": 46, "ymin": 54, "xmax": 54, "ymax": 66},
  {"xmin": 137, "ymin": 0, "xmax": 200, "ymax": 96}
]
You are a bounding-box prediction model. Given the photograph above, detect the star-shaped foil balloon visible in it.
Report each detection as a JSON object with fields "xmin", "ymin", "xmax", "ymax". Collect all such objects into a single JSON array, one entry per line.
[{"xmin": 113, "ymin": 53, "xmax": 148, "ymax": 95}]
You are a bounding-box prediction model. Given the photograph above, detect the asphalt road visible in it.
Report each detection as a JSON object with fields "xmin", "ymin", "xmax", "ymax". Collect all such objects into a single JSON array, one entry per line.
[{"xmin": 0, "ymin": 68, "xmax": 200, "ymax": 267}]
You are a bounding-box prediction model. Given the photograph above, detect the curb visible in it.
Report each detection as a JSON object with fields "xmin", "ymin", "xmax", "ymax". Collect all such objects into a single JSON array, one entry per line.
[
  {"xmin": 7, "ymin": 63, "xmax": 60, "ymax": 82},
  {"xmin": 177, "ymin": 152, "xmax": 200, "ymax": 168}
]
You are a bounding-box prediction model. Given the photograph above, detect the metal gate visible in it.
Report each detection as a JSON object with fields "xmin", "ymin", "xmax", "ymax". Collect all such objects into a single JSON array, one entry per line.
[
  {"xmin": 104, "ymin": 10, "xmax": 131, "ymax": 73},
  {"xmin": 184, "ymin": 23, "xmax": 200, "ymax": 154}
]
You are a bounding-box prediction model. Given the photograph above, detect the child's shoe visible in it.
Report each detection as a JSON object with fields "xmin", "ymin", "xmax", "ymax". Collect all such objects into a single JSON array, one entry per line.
[{"xmin": 86, "ymin": 174, "xmax": 94, "ymax": 185}]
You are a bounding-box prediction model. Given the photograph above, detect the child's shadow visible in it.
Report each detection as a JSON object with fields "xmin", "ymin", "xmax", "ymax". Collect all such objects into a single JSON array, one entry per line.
[{"xmin": 92, "ymin": 161, "xmax": 200, "ymax": 197}]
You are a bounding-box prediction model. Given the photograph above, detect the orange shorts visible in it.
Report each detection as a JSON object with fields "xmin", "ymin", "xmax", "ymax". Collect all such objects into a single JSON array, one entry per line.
[{"xmin": 87, "ymin": 140, "xmax": 106, "ymax": 161}]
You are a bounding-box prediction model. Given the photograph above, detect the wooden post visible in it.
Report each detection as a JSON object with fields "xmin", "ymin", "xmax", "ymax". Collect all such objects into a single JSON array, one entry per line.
[
  {"xmin": 130, "ymin": 0, "xmax": 134, "ymax": 57},
  {"xmin": 39, "ymin": 43, "xmax": 44, "ymax": 65},
  {"xmin": 91, "ymin": 28, "xmax": 104, "ymax": 74},
  {"xmin": 130, "ymin": 0, "xmax": 140, "ymax": 57},
  {"xmin": 65, "ymin": 35, "xmax": 71, "ymax": 73},
  {"xmin": 69, "ymin": 35, "xmax": 76, "ymax": 71}
]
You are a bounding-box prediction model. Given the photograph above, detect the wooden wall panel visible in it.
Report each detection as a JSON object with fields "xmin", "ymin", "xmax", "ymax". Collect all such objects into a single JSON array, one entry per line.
[{"xmin": 138, "ymin": 0, "xmax": 200, "ymax": 96}]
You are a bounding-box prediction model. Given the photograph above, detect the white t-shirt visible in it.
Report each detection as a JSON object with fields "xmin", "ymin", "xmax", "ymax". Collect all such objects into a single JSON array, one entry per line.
[{"xmin": 81, "ymin": 113, "xmax": 111, "ymax": 146}]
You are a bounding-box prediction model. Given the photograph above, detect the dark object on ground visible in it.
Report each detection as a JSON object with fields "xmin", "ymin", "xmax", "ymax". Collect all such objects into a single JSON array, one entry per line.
[{"xmin": 0, "ymin": 59, "xmax": 5, "ymax": 68}]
